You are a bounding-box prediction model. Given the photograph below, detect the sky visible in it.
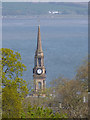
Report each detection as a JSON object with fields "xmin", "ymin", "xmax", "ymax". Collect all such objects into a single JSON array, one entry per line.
[{"xmin": 1, "ymin": 0, "xmax": 89, "ymax": 2}]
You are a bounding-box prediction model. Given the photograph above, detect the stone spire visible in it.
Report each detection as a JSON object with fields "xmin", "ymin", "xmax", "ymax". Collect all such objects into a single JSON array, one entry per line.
[
  {"xmin": 33, "ymin": 25, "xmax": 46, "ymax": 97},
  {"xmin": 37, "ymin": 25, "xmax": 42, "ymax": 52}
]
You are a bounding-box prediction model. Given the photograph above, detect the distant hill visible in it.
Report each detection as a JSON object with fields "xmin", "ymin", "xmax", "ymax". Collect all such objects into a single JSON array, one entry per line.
[{"xmin": 2, "ymin": 2, "xmax": 88, "ymax": 16}]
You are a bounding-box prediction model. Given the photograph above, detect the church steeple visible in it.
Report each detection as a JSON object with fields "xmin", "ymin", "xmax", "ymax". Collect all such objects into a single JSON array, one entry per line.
[
  {"xmin": 33, "ymin": 25, "xmax": 46, "ymax": 97},
  {"xmin": 37, "ymin": 25, "xmax": 42, "ymax": 52}
]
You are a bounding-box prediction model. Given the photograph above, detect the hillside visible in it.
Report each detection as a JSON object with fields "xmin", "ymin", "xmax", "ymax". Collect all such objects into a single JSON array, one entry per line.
[{"xmin": 2, "ymin": 2, "xmax": 88, "ymax": 16}]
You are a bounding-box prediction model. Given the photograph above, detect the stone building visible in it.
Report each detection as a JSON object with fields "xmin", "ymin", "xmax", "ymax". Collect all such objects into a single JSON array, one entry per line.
[{"xmin": 33, "ymin": 25, "xmax": 46, "ymax": 97}]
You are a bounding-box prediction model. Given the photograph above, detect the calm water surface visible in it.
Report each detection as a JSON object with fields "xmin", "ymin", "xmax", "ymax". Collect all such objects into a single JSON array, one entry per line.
[{"xmin": 2, "ymin": 16, "xmax": 88, "ymax": 87}]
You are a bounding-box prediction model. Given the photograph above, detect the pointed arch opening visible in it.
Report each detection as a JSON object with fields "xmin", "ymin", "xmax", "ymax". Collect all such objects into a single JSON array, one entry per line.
[
  {"xmin": 38, "ymin": 58, "xmax": 41, "ymax": 66},
  {"xmin": 38, "ymin": 82, "xmax": 42, "ymax": 89}
]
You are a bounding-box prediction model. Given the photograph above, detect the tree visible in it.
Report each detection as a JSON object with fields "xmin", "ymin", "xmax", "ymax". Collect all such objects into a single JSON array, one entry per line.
[
  {"xmin": 58, "ymin": 79, "xmax": 88, "ymax": 118},
  {"xmin": 21, "ymin": 103, "xmax": 68, "ymax": 118},
  {"xmin": 49, "ymin": 61, "xmax": 88, "ymax": 118},
  {"xmin": 75, "ymin": 60, "xmax": 88, "ymax": 91},
  {"xmin": 0, "ymin": 48, "xmax": 28, "ymax": 118},
  {"xmin": 2, "ymin": 83, "xmax": 22, "ymax": 118}
]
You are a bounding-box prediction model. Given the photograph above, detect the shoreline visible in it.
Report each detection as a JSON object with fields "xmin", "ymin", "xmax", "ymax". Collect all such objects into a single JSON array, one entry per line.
[{"xmin": 2, "ymin": 14, "xmax": 88, "ymax": 20}]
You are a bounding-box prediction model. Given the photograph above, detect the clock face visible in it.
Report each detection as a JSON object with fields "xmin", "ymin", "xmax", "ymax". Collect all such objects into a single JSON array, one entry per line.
[{"xmin": 37, "ymin": 68, "xmax": 42, "ymax": 75}]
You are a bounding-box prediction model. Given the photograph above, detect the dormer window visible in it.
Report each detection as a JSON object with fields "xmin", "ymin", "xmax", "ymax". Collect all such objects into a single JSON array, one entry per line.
[{"xmin": 38, "ymin": 58, "xmax": 41, "ymax": 66}]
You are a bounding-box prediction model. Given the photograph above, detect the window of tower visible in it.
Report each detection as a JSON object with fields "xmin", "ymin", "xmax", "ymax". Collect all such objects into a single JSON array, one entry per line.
[
  {"xmin": 43, "ymin": 80, "xmax": 46, "ymax": 88},
  {"xmin": 38, "ymin": 82, "xmax": 41, "ymax": 89},
  {"xmin": 35, "ymin": 59, "xmax": 37, "ymax": 66},
  {"xmin": 38, "ymin": 58, "xmax": 41, "ymax": 66}
]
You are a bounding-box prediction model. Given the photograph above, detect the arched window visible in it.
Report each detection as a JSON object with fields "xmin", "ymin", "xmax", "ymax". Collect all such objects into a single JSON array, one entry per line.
[
  {"xmin": 38, "ymin": 58, "xmax": 41, "ymax": 66},
  {"xmin": 38, "ymin": 82, "xmax": 41, "ymax": 89},
  {"xmin": 35, "ymin": 59, "xmax": 37, "ymax": 66},
  {"xmin": 43, "ymin": 80, "xmax": 46, "ymax": 89}
]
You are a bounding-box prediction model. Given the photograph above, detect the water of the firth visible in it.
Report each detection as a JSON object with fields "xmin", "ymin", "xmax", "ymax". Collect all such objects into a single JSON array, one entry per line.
[{"xmin": 2, "ymin": 16, "xmax": 88, "ymax": 87}]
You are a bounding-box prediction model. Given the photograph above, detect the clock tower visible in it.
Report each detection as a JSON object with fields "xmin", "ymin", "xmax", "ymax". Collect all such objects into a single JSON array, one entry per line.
[{"xmin": 33, "ymin": 25, "xmax": 46, "ymax": 96}]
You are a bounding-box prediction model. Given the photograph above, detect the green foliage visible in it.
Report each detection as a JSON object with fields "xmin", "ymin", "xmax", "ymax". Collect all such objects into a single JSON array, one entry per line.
[
  {"xmin": 2, "ymin": 84, "xmax": 22, "ymax": 118},
  {"xmin": 0, "ymin": 48, "xmax": 29, "ymax": 118},
  {"xmin": 21, "ymin": 103, "xmax": 68, "ymax": 118},
  {"xmin": 1, "ymin": 48, "xmax": 26, "ymax": 83},
  {"xmin": 1, "ymin": 48, "xmax": 28, "ymax": 97}
]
